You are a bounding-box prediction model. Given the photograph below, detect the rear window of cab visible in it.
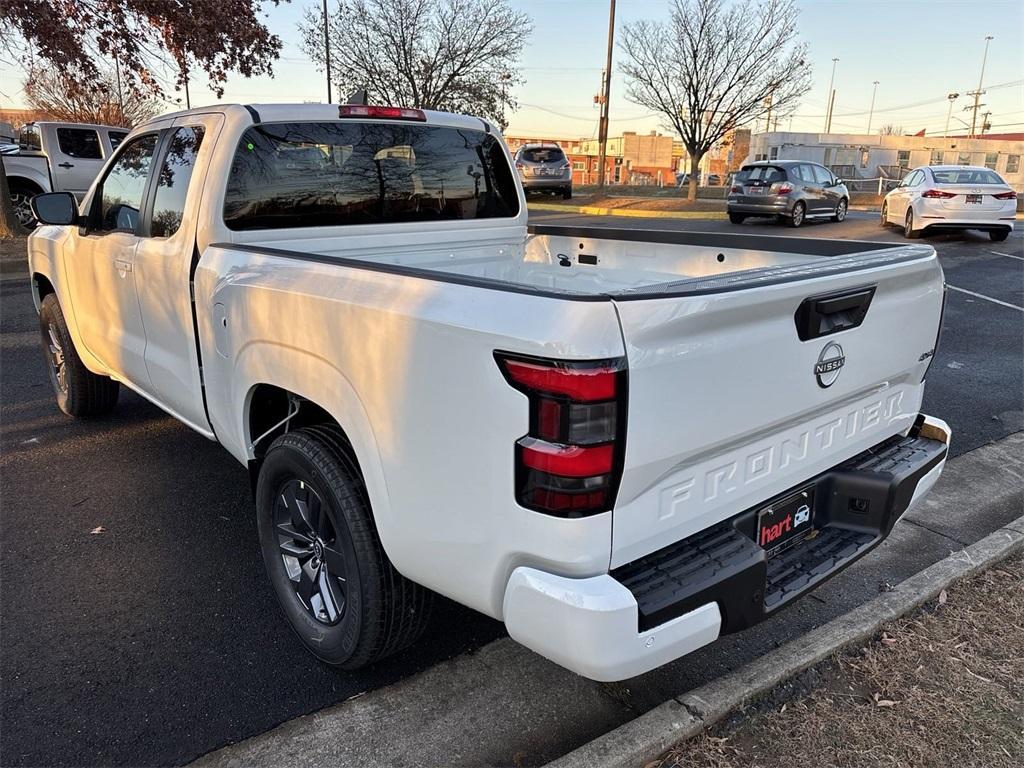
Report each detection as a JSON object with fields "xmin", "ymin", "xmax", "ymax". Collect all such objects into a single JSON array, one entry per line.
[
  {"xmin": 520, "ymin": 147, "xmax": 566, "ymax": 163},
  {"xmin": 736, "ymin": 165, "xmax": 786, "ymax": 183},
  {"xmin": 930, "ymin": 169, "xmax": 1005, "ymax": 185},
  {"xmin": 223, "ymin": 121, "xmax": 520, "ymax": 230}
]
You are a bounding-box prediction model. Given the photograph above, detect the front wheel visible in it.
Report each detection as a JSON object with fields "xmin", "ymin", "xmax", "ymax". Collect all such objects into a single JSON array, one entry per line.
[
  {"xmin": 832, "ymin": 198, "xmax": 848, "ymax": 222},
  {"xmin": 989, "ymin": 229, "xmax": 1010, "ymax": 242},
  {"xmin": 38, "ymin": 294, "xmax": 119, "ymax": 417},
  {"xmin": 788, "ymin": 201, "xmax": 805, "ymax": 228},
  {"xmin": 904, "ymin": 209, "xmax": 921, "ymax": 239},
  {"xmin": 256, "ymin": 426, "xmax": 433, "ymax": 668}
]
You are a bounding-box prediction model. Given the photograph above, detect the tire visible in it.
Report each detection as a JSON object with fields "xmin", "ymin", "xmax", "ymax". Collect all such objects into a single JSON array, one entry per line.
[
  {"xmin": 880, "ymin": 201, "xmax": 889, "ymax": 227},
  {"xmin": 562, "ymin": 187, "xmax": 572, "ymax": 200},
  {"xmin": 728, "ymin": 212, "xmax": 746, "ymax": 225},
  {"xmin": 38, "ymin": 294, "xmax": 119, "ymax": 417},
  {"xmin": 788, "ymin": 201, "xmax": 805, "ymax": 228},
  {"xmin": 989, "ymin": 229, "xmax": 1010, "ymax": 242},
  {"xmin": 9, "ymin": 181, "xmax": 40, "ymax": 231},
  {"xmin": 831, "ymin": 198, "xmax": 848, "ymax": 223},
  {"xmin": 256, "ymin": 426, "xmax": 433, "ymax": 669},
  {"xmin": 904, "ymin": 209, "xmax": 920, "ymax": 239}
]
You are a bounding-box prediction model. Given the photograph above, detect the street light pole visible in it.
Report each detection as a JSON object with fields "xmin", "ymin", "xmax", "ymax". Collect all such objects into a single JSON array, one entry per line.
[
  {"xmin": 596, "ymin": 0, "xmax": 616, "ymax": 191},
  {"xmin": 866, "ymin": 80, "xmax": 879, "ymax": 134},
  {"xmin": 943, "ymin": 92, "xmax": 959, "ymax": 138},
  {"xmin": 323, "ymin": 0, "xmax": 333, "ymax": 104},
  {"xmin": 969, "ymin": 35, "xmax": 993, "ymax": 138},
  {"xmin": 823, "ymin": 57, "xmax": 838, "ymax": 133}
]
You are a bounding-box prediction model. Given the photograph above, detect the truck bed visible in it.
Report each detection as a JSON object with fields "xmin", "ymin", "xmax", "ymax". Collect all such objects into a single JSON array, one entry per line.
[{"xmin": 229, "ymin": 225, "xmax": 933, "ymax": 299}]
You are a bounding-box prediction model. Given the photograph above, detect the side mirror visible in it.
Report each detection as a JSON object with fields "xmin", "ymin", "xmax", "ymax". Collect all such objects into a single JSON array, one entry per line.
[
  {"xmin": 833, "ymin": 178, "xmax": 843, "ymax": 186},
  {"xmin": 31, "ymin": 192, "xmax": 79, "ymax": 226}
]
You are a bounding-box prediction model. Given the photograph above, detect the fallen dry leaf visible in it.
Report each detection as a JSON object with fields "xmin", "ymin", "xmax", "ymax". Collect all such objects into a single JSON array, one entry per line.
[
  {"xmin": 881, "ymin": 632, "xmax": 898, "ymax": 646},
  {"xmin": 938, "ymin": 589, "xmax": 948, "ymax": 605},
  {"xmin": 89, "ymin": 526, "xmax": 106, "ymax": 535}
]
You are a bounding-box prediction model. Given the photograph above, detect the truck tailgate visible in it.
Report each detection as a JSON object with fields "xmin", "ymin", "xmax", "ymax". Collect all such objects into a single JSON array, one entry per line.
[{"xmin": 610, "ymin": 245, "xmax": 944, "ymax": 567}]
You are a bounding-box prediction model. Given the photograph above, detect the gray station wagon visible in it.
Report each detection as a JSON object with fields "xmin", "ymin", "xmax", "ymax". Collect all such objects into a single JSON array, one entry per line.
[{"xmin": 728, "ymin": 161, "xmax": 849, "ymax": 227}]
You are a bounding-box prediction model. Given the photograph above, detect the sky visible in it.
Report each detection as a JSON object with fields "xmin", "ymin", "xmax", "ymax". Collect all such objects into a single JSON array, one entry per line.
[{"xmin": 1, "ymin": 0, "xmax": 1022, "ymax": 140}]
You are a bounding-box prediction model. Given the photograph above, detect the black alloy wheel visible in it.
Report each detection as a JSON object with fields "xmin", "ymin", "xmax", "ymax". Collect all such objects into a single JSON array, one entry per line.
[{"xmin": 274, "ymin": 477, "xmax": 350, "ymax": 625}]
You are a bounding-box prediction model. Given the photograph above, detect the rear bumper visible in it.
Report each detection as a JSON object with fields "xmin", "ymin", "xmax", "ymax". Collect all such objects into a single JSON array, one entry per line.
[
  {"xmin": 728, "ymin": 197, "xmax": 793, "ymax": 215},
  {"xmin": 521, "ymin": 176, "xmax": 571, "ymax": 190},
  {"xmin": 919, "ymin": 220, "xmax": 1013, "ymax": 233},
  {"xmin": 502, "ymin": 414, "xmax": 950, "ymax": 681}
]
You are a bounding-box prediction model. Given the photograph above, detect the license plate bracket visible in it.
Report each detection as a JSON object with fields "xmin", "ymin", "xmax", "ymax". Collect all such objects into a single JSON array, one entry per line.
[
  {"xmin": 756, "ymin": 487, "xmax": 815, "ymax": 557},
  {"xmin": 966, "ymin": 194, "xmax": 983, "ymax": 204}
]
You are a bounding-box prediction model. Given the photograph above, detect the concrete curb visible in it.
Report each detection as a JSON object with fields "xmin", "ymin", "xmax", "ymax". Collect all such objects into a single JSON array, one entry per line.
[
  {"xmin": 528, "ymin": 202, "xmax": 728, "ymax": 220},
  {"xmin": 546, "ymin": 513, "xmax": 1024, "ymax": 768}
]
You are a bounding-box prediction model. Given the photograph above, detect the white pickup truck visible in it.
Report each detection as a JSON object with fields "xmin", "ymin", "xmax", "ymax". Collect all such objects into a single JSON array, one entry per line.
[
  {"xmin": 5, "ymin": 121, "xmax": 129, "ymax": 228},
  {"xmin": 27, "ymin": 104, "xmax": 951, "ymax": 681}
]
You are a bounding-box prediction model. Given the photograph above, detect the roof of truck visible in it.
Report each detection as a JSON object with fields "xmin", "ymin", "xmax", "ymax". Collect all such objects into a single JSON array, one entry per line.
[{"xmin": 138, "ymin": 103, "xmax": 495, "ymax": 134}]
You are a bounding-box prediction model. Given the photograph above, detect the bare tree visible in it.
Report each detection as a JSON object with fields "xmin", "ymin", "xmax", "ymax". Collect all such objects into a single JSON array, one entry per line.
[
  {"xmin": 620, "ymin": 0, "xmax": 811, "ymax": 200},
  {"xmin": 299, "ymin": 0, "xmax": 532, "ymax": 127},
  {"xmin": 879, "ymin": 124, "xmax": 905, "ymax": 136},
  {"xmin": 23, "ymin": 65, "xmax": 162, "ymax": 128}
]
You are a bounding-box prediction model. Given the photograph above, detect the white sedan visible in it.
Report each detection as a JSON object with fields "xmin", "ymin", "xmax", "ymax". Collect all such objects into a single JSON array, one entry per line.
[{"xmin": 881, "ymin": 165, "xmax": 1016, "ymax": 242}]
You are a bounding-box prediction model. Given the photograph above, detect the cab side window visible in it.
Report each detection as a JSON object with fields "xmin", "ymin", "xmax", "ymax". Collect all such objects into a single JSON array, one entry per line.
[
  {"xmin": 95, "ymin": 134, "xmax": 159, "ymax": 234},
  {"xmin": 151, "ymin": 126, "xmax": 206, "ymax": 238},
  {"xmin": 812, "ymin": 165, "xmax": 833, "ymax": 185},
  {"xmin": 57, "ymin": 128, "xmax": 102, "ymax": 159}
]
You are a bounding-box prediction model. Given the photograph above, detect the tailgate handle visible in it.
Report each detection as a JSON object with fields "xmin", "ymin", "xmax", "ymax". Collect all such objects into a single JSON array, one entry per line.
[{"xmin": 795, "ymin": 286, "xmax": 876, "ymax": 341}]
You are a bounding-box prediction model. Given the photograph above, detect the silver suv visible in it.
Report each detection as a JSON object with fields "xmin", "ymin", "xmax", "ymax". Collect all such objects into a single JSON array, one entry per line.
[
  {"xmin": 727, "ymin": 161, "xmax": 849, "ymax": 227},
  {"xmin": 514, "ymin": 143, "xmax": 572, "ymax": 199}
]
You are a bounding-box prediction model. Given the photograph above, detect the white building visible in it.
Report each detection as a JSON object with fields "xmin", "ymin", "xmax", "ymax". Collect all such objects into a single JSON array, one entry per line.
[{"xmin": 746, "ymin": 131, "xmax": 1024, "ymax": 191}]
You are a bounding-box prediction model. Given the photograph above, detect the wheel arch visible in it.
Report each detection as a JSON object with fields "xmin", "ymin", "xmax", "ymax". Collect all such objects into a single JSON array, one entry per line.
[
  {"xmin": 7, "ymin": 174, "xmax": 46, "ymax": 195},
  {"xmin": 31, "ymin": 272, "xmax": 56, "ymax": 311}
]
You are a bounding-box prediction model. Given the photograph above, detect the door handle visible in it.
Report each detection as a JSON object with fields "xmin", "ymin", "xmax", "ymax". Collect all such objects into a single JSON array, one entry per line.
[
  {"xmin": 58, "ymin": 162, "xmax": 74, "ymax": 168},
  {"xmin": 114, "ymin": 259, "xmax": 132, "ymax": 278}
]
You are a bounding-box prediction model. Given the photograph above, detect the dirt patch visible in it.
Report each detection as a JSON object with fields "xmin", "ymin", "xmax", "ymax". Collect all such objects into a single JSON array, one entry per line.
[{"xmin": 657, "ymin": 554, "xmax": 1024, "ymax": 768}]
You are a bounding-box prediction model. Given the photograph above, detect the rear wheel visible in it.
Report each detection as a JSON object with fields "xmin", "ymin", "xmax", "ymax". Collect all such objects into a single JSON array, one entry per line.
[
  {"xmin": 880, "ymin": 201, "xmax": 889, "ymax": 227},
  {"xmin": 728, "ymin": 212, "xmax": 746, "ymax": 225},
  {"xmin": 38, "ymin": 294, "xmax": 119, "ymax": 417},
  {"xmin": 256, "ymin": 426, "xmax": 433, "ymax": 668},
  {"xmin": 989, "ymin": 229, "xmax": 1010, "ymax": 242},
  {"xmin": 904, "ymin": 209, "xmax": 920, "ymax": 239},
  {"xmin": 831, "ymin": 198, "xmax": 848, "ymax": 222},
  {"xmin": 562, "ymin": 187, "xmax": 572, "ymax": 200},
  {"xmin": 9, "ymin": 182, "xmax": 39, "ymax": 231},
  {"xmin": 788, "ymin": 201, "xmax": 805, "ymax": 228}
]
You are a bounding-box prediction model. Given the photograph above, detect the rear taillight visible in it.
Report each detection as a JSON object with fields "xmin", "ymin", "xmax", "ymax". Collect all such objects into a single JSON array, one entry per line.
[
  {"xmin": 921, "ymin": 188, "xmax": 956, "ymax": 199},
  {"xmin": 993, "ymin": 190, "xmax": 1017, "ymax": 200},
  {"xmin": 560, "ymin": 162, "xmax": 571, "ymax": 171},
  {"xmin": 730, "ymin": 185, "xmax": 742, "ymax": 194},
  {"xmin": 771, "ymin": 181, "xmax": 794, "ymax": 195},
  {"xmin": 496, "ymin": 353, "xmax": 627, "ymax": 517},
  {"xmin": 338, "ymin": 105, "xmax": 427, "ymax": 121}
]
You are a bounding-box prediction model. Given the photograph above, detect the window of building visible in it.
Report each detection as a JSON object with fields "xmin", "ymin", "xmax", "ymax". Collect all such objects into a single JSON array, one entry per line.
[
  {"xmin": 930, "ymin": 150, "xmax": 943, "ymax": 165},
  {"xmin": 897, "ymin": 150, "xmax": 910, "ymax": 170},
  {"xmin": 95, "ymin": 134, "xmax": 159, "ymax": 234},
  {"xmin": 572, "ymin": 161, "xmax": 585, "ymax": 171},
  {"xmin": 860, "ymin": 150, "xmax": 869, "ymax": 168},
  {"xmin": 957, "ymin": 152, "xmax": 972, "ymax": 165},
  {"xmin": 984, "ymin": 152, "xmax": 998, "ymax": 170},
  {"xmin": 57, "ymin": 128, "xmax": 102, "ymax": 159},
  {"xmin": 1007, "ymin": 154, "xmax": 1021, "ymax": 174},
  {"xmin": 768, "ymin": 146, "xmax": 779, "ymax": 160},
  {"xmin": 151, "ymin": 126, "xmax": 206, "ymax": 238}
]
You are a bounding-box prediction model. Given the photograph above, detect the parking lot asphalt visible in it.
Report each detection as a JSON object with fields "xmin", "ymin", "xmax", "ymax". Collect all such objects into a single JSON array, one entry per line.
[{"xmin": 1, "ymin": 213, "xmax": 1022, "ymax": 767}]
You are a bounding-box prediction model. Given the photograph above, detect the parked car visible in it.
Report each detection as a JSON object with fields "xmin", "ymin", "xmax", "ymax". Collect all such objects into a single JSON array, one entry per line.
[
  {"xmin": 3, "ymin": 121, "xmax": 129, "ymax": 228},
  {"xmin": 514, "ymin": 143, "xmax": 572, "ymax": 198},
  {"xmin": 728, "ymin": 161, "xmax": 849, "ymax": 227},
  {"xmin": 881, "ymin": 165, "xmax": 1016, "ymax": 242},
  {"xmin": 27, "ymin": 103, "xmax": 949, "ymax": 682}
]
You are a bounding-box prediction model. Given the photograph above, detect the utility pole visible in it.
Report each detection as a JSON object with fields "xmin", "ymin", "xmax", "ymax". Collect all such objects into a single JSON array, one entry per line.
[
  {"xmin": 596, "ymin": 0, "xmax": 616, "ymax": 190},
  {"xmin": 943, "ymin": 92, "xmax": 959, "ymax": 138},
  {"xmin": 866, "ymin": 80, "xmax": 879, "ymax": 134},
  {"xmin": 825, "ymin": 89, "xmax": 836, "ymax": 133},
  {"xmin": 184, "ymin": 73, "xmax": 191, "ymax": 110},
  {"xmin": 322, "ymin": 0, "xmax": 333, "ymax": 104},
  {"xmin": 969, "ymin": 35, "xmax": 993, "ymax": 137},
  {"xmin": 114, "ymin": 57, "xmax": 125, "ymax": 125},
  {"xmin": 823, "ymin": 57, "xmax": 838, "ymax": 133}
]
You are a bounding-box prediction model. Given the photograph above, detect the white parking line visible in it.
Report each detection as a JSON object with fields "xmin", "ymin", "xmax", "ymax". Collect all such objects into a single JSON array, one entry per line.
[
  {"xmin": 989, "ymin": 250, "xmax": 1024, "ymax": 262},
  {"xmin": 947, "ymin": 285, "xmax": 1024, "ymax": 312}
]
